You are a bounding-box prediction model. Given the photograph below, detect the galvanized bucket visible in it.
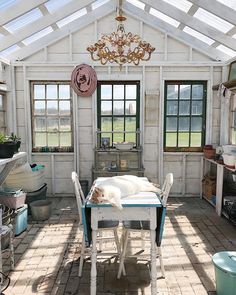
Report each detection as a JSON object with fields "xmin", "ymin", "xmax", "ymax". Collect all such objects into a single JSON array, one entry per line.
[{"xmin": 30, "ymin": 200, "xmax": 52, "ymax": 221}]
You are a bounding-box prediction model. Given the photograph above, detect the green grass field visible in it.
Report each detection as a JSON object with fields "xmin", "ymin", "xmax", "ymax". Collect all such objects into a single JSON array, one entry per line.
[
  {"xmin": 166, "ymin": 132, "xmax": 201, "ymax": 147},
  {"xmin": 101, "ymin": 118, "xmax": 136, "ymax": 143}
]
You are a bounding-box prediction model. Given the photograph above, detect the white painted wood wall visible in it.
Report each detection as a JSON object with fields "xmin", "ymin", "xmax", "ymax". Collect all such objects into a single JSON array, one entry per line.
[{"xmin": 5, "ymin": 13, "xmax": 225, "ymax": 196}]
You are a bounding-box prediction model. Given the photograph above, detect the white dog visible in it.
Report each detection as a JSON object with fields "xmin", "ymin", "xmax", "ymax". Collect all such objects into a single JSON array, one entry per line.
[{"xmin": 90, "ymin": 175, "xmax": 160, "ymax": 209}]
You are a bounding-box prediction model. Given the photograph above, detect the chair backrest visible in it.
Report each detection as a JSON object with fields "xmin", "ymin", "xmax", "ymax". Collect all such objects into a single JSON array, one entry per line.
[
  {"xmin": 71, "ymin": 171, "xmax": 85, "ymax": 225},
  {"xmin": 161, "ymin": 173, "xmax": 173, "ymax": 207},
  {"xmin": 156, "ymin": 173, "xmax": 173, "ymax": 246}
]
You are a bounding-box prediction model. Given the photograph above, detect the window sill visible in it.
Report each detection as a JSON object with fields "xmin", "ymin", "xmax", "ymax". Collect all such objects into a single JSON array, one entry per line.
[{"xmin": 31, "ymin": 152, "xmax": 74, "ymax": 155}]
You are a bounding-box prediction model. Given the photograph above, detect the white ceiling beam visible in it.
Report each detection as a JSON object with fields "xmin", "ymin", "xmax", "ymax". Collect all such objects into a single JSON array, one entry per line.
[
  {"xmin": 0, "ymin": 0, "xmax": 95, "ymax": 52},
  {"xmin": 123, "ymin": 2, "xmax": 229, "ymax": 61},
  {"xmin": 0, "ymin": 0, "xmax": 48, "ymax": 26},
  {"xmin": 188, "ymin": 0, "xmax": 236, "ymax": 26},
  {"xmin": 10, "ymin": 1, "xmax": 116, "ymax": 61},
  {"xmin": 141, "ymin": 0, "xmax": 236, "ymax": 51}
]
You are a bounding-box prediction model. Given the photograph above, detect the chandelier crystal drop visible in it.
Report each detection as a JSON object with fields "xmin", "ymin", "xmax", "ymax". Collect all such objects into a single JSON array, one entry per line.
[{"xmin": 87, "ymin": 1, "xmax": 155, "ymax": 69}]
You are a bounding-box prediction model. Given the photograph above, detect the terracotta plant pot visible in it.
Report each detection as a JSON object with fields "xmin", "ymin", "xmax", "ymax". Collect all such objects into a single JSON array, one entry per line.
[{"xmin": 203, "ymin": 148, "xmax": 216, "ymax": 159}]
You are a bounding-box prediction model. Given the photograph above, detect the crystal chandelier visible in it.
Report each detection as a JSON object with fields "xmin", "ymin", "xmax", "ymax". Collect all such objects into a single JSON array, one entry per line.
[{"xmin": 87, "ymin": 0, "xmax": 155, "ymax": 69}]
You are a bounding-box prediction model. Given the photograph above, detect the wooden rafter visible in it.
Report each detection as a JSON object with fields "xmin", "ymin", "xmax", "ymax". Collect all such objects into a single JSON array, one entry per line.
[
  {"xmin": 188, "ymin": 0, "xmax": 236, "ymax": 27},
  {"xmin": 123, "ymin": 2, "xmax": 230, "ymax": 61},
  {"xmin": 10, "ymin": 1, "xmax": 116, "ymax": 61},
  {"xmin": 142, "ymin": 0, "xmax": 236, "ymax": 51},
  {"xmin": 0, "ymin": 0, "xmax": 48, "ymax": 26},
  {"xmin": 0, "ymin": 0, "xmax": 95, "ymax": 52}
]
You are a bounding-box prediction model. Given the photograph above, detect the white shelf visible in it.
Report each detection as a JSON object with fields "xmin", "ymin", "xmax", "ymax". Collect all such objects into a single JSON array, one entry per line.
[
  {"xmin": 0, "ymin": 152, "xmax": 26, "ymax": 166},
  {"xmin": 203, "ymin": 157, "xmax": 236, "ymax": 217}
]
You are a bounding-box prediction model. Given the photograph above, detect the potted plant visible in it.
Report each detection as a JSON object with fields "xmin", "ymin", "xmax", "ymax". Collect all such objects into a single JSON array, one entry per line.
[
  {"xmin": 9, "ymin": 133, "xmax": 21, "ymax": 153},
  {"xmin": 0, "ymin": 133, "xmax": 17, "ymax": 158}
]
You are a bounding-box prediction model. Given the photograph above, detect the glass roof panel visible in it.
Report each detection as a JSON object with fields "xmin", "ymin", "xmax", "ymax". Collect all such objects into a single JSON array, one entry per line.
[
  {"xmin": 3, "ymin": 8, "xmax": 42, "ymax": 33},
  {"xmin": 22, "ymin": 27, "xmax": 53, "ymax": 45},
  {"xmin": 150, "ymin": 8, "xmax": 180, "ymax": 27},
  {"xmin": 194, "ymin": 8, "xmax": 234, "ymax": 33},
  {"xmin": 183, "ymin": 26, "xmax": 215, "ymax": 45},
  {"xmin": 92, "ymin": 0, "xmax": 111, "ymax": 10},
  {"xmin": 126, "ymin": 0, "xmax": 145, "ymax": 10},
  {"xmin": 217, "ymin": 0, "xmax": 236, "ymax": 10},
  {"xmin": 162, "ymin": 0, "xmax": 192, "ymax": 13},
  {"xmin": 217, "ymin": 45, "xmax": 236, "ymax": 57},
  {"xmin": 0, "ymin": 44, "xmax": 20, "ymax": 57},
  {"xmin": 0, "ymin": 0, "xmax": 17, "ymax": 10},
  {"xmin": 56, "ymin": 8, "xmax": 87, "ymax": 28},
  {"xmin": 45, "ymin": 0, "xmax": 74, "ymax": 14}
]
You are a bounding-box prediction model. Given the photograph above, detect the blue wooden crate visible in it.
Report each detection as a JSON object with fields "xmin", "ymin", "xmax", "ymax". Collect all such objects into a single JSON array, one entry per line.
[{"xmin": 14, "ymin": 204, "xmax": 28, "ymax": 236}]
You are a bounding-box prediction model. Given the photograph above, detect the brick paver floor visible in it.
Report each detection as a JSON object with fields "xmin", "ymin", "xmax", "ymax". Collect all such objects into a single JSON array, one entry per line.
[{"xmin": 1, "ymin": 197, "xmax": 236, "ymax": 295}]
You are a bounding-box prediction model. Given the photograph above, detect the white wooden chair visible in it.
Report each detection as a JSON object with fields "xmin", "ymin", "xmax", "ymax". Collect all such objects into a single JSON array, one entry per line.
[
  {"xmin": 71, "ymin": 172, "xmax": 123, "ymax": 277},
  {"xmin": 117, "ymin": 173, "xmax": 173, "ymax": 279}
]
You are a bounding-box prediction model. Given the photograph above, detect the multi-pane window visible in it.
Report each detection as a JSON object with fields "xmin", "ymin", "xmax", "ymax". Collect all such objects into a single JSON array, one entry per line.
[
  {"xmin": 97, "ymin": 81, "xmax": 140, "ymax": 147},
  {"xmin": 31, "ymin": 82, "xmax": 73, "ymax": 152},
  {"xmin": 164, "ymin": 81, "xmax": 207, "ymax": 151},
  {"xmin": 0, "ymin": 93, "xmax": 6, "ymax": 134}
]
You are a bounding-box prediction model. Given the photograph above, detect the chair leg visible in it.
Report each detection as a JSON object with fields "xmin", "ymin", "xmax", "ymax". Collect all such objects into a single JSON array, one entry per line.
[
  {"xmin": 113, "ymin": 229, "xmax": 126, "ymax": 276},
  {"xmin": 141, "ymin": 229, "xmax": 145, "ymax": 251},
  {"xmin": 117, "ymin": 229, "xmax": 129, "ymax": 279},
  {"xmin": 9, "ymin": 225, "xmax": 14, "ymax": 270},
  {"xmin": 79, "ymin": 235, "xmax": 85, "ymax": 277},
  {"xmin": 158, "ymin": 246, "xmax": 165, "ymax": 278},
  {"xmin": 0, "ymin": 233, "xmax": 2, "ymax": 293}
]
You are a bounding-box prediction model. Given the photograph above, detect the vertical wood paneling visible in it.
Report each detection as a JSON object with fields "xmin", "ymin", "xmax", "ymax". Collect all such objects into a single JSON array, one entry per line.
[{"xmin": 159, "ymin": 66, "xmax": 164, "ymax": 185}]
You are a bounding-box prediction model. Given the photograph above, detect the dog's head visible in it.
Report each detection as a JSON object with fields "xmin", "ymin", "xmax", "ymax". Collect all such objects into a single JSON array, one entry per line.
[{"xmin": 90, "ymin": 186, "xmax": 105, "ymax": 204}]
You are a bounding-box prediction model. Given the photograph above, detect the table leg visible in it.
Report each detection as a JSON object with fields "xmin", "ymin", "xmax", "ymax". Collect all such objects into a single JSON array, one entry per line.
[
  {"xmin": 91, "ymin": 211, "xmax": 98, "ymax": 295},
  {"xmin": 150, "ymin": 208, "xmax": 157, "ymax": 295},
  {"xmin": 150, "ymin": 229, "xmax": 157, "ymax": 294}
]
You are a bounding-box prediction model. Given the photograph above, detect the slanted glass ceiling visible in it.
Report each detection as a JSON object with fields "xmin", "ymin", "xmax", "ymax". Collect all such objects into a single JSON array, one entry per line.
[
  {"xmin": 183, "ymin": 27, "xmax": 215, "ymax": 46},
  {"xmin": 0, "ymin": 44, "xmax": 20, "ymax": 57},
  {"xmin": 163, "ymin": 0, "xmax": 192, "ymax": 13},
  {"xmin": 126, "ymin": 0, "xmax": 145, "ymax": 10},
  {"xmin": 0, "ymin": 0, "xmax": 16, "ymax": 10},
  {"xmin": 0, "ymin": 0, "xmax": 235, "ymax": 61},
  {"xmin": 150, "ymin": 7, "xmax": 180, "ymax": 27},
  {"xmin": 3, "ymin": 8, "xmax": 42, "ymax": 33},
  {"xmin": 22, "ymin": 27, "xmax": 53, "ymax": 45},
  {"xmin": 92, "ymin": 0, "xmax": 111, "ymax": 10},
  {"xmin": 45, "ymin": 0, "xmax": 74, "ymax": 14},
  {"xmin": 217, "ymin": 45, "xmax": 236, "ymax": 57},
  {"xmin": 194, "ymin": 8, "xmax": 234, "ymax": 33},
  {"xmin": 217, "ymin": 0, "xmax": 236, "ymax": 10},
  {"xmin": 57, "ymin": 8, "xmax": 87, "ymax": 28}
]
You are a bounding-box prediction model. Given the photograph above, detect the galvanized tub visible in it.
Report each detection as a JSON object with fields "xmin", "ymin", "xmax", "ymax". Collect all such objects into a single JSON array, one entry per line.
[{"xmin": 30, "ymin": 200, "xmax": 52, "ymax": 221}]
